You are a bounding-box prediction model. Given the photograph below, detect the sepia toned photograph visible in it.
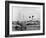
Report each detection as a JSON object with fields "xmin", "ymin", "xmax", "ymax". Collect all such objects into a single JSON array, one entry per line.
[{"xmin": 5, "ymin": 1, "xmax": 45, "ymax": 37}]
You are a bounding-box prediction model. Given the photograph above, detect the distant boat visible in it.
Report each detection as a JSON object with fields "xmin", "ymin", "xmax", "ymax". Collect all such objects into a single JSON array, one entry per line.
[{"xmin": 26, "ymin": 20, "xmax": 40, "ymax": 25}]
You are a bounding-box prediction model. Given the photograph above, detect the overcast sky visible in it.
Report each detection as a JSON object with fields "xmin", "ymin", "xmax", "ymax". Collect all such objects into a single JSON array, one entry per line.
[{"xmin": 12, "ymin": 6, "xmax": 41, "ymax": 21}]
